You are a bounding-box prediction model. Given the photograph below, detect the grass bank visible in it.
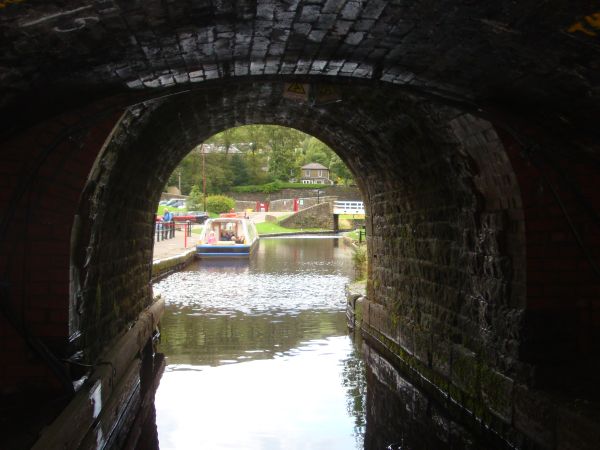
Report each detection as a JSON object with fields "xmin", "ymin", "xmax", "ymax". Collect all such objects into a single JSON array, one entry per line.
[{"xmin": 255, "ymin": 222, "xmax": 328, "ymax": 235}]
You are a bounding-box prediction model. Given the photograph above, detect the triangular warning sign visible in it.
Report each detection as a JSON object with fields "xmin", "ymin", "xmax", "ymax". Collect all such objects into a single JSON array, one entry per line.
[{"xmin": 283, "ymin": 82, "xmax": 309, "ymax": 101}]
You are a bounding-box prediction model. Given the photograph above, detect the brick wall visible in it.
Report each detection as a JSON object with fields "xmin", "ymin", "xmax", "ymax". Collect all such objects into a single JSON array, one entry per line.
[
  {"xmin": 0, "ymin": 98, "xmax": 126, "ymax": 396},
  {"xmin": 498, "ymin": 127, "xmax": 600, "ymax": 390}
]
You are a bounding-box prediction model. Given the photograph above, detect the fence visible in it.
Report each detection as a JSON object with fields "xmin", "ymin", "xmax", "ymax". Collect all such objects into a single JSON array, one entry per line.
[
  {"xmin": 155, "ymin": 220, "xmax": 195, "ymax": 245},
  {"xmin": 155, "ymin": 220, "xmax": 175, "ymax": 241},
  {"xmin": 333, "ymin": 200, "xmax": 364, "ymax": 215},
  {"xmin": 358, "ymin": 225, "xmax": 366, "ymax": 243}
]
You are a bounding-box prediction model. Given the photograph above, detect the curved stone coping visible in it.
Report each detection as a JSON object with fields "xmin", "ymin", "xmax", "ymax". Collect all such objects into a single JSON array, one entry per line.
[{"xmin": 152, "ymin": 248, "xmax": 197, "ymax": 281}]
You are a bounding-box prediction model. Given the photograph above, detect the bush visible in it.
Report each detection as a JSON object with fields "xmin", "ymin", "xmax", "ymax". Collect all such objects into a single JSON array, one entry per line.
[
  {"xmin": 206, "ymin": 195, "xmax": 235, "ymax": 214},
  {"xmin": 261, "ymin": 180, "xmax": 283, "ymax": 193},
  {"xmin": 187, "ymin": 185, "xmax": 204, "ymax": 210},
  {"xmin": 231, "ymin": 181, "xmax": 330, "ymax": 193},
  {"xmin": 352, "ymin": 245, "xmax": 367, "ymax": 280}
]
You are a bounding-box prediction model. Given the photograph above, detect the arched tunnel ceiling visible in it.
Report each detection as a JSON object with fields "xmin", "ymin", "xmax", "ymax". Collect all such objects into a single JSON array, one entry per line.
[{"xmin": 1, "ymin": 0, "xmax": 599, "ymax": 135}]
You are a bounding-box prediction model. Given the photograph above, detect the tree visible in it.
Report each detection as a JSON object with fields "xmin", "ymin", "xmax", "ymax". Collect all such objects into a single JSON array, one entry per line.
[
  {"xmin": 167, "ymin": 150, "xmax": 201, "ymax": 195},
  {"xmin": 187, "ymin": 185, "xmax": 204, "ymax": 210},
  {"xmin": 165, "ymin": 124, "xmax": 354, "ymax": 192},
  {"xmin": 264, "ymin": 126, "xmax": 304, "ymax": 181},
  {"xmin": 329, "ymin": 152, "xmax": 355, "ymax": 185},
  {"xmin": 230, "ymin": 153, "xmax": 249, "ymax": 185}
]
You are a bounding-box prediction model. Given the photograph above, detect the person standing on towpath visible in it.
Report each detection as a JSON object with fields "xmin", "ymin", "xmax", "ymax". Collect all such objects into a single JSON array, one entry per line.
[{"xmin": 162, "ymin": 209, "xmax": 173, "ymax": 239}]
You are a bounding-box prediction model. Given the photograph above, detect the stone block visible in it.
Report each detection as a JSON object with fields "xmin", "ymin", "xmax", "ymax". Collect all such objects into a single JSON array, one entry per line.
[
  {"xmin": 394, "ymin": 322, "xmax": 414, "ymax": 356},
  {"xmin": 368, "ymin": 301, "xmax": 389, "ymax": 335},
  {"xmin": 480, "ymin": 366, "xmax": 514, "ymax": 424},
  {"xmin": 412, "ymin": 328, "xmax": 431, "ymax": 366},
  {"xmin": 450, "ymin": 344, "xmax": 480, "ymax": 398},
  {"xmin": 431, "ymin": 337, "xmax": 451, "ymax": 377}
]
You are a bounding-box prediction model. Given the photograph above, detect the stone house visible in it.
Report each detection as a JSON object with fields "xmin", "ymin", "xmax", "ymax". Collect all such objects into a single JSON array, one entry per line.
[{"xmin": 300, "ymin": 162, "xmax": 334, "ymax": 184}]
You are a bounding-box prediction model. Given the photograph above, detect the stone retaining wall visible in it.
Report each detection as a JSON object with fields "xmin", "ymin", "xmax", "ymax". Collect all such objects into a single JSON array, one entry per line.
[
  {"xmin": 279, "ymin": 201, "xmax": 333, "ymax": 229},
  {"xmin": 228, "ymin": 186, "xmax": 361, "ymax": 202},
  {"xmin": 151, "ymin": 249, "xmax": 196, "ymax": 281},
  {"xmin": 235, "ymin": 196, "xmax": 339, "ymax": 213}
]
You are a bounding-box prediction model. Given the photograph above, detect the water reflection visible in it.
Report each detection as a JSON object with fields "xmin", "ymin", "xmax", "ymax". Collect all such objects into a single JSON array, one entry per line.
[
  {"xmin": 151, "ymin": 237, "xmax": 364, "ymax": 449},
  {"xmin": 155, "ymin": 337, "xmax": 363, "ymax": 450},
  {"xmin": 146, "ymin": 236, "xmax": 499, "ymax": 450},
  {"xmin": 362, "ymin": 341, "xmax": 512, "ymax": 450}
]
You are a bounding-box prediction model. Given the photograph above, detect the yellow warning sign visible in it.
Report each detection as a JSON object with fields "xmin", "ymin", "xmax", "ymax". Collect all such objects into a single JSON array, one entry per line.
[
  {"xmin": 288, "ymin": 83, "xmax": 306, "ymax": 94},
  {"xmin": 283, "ymin": 82, "xmax": 309, "ymax": 101}
]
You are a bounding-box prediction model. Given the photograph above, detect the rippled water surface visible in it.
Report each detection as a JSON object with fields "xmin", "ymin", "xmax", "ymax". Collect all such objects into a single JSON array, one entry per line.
[{"xmin": 152, "ymin": 236, "xmax": 366, "ymax": 450}]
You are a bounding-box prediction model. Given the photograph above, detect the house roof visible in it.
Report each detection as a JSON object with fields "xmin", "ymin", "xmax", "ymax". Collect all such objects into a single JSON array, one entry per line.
[
  {"xmin": 197, "ymin": 143, "xmax": 243, "ymax": 153},
  {"xmin": 301, "ymin": 162, "xmax": 328, "ymax": 170}
]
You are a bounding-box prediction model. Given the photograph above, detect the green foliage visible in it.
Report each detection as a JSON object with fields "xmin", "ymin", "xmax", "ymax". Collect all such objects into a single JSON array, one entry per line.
[
  {"xmin": 166, "ymin": 124, "xmax": 355, "ymax": 195},
  {"xmin": 260, "ymin": 180, "xmax": 282, "ymax": 193},
  {"xmin": 297, "ymin": 136, "xmax": 355, "ymax": 185},
  {"xmin": 255, "ymin": 221, "xmax": 328, "ymax": 235},
  {"xmin": 232, "ymin": 181, "xmax": 329, "ymax": 193},
  {"xmin": 205, "ymin": 195, "xmax": 235, "ymax": 214},
  {"xmin": 351, "ymin": 245, "xmax": 367, "ymax": 280},
  {"xmin": 278, "ymin": 181, "xmax": 329, "ymax": 189},
  {"xmin": 166, "ymin": 151, "xmax": 200, "ymax": 195},
  {"xmin": 230, "ymin": 153, "xmax": 249, "ymax": 185},
  {"xmin": 187, "ymin": 185, "xmax": 204, "ymax": 210}
]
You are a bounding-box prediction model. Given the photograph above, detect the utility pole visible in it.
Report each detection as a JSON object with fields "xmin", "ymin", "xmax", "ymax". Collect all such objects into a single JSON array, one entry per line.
[{"xmin": 202, "ymin": 144, "xmax": 207, "ymax": 212}]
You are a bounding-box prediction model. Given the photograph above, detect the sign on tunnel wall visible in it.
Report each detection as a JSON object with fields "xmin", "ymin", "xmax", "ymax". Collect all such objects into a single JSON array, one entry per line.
[
  {"xmin": 283, "ymin": 83, "xmax": 342, "ymax": 105},
  {"xmin": 567, "ymin": 12, "xmax": 600, "ymax": 37}
]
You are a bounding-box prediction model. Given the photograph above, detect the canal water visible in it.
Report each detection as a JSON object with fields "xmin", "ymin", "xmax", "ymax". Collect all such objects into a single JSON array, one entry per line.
[{"xmin": 150, "ymin": 236, "xmax": 501, "ymax": 450}]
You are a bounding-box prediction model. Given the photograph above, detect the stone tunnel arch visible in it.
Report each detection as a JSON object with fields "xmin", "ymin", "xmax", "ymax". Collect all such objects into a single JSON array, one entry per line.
[
  {"xmin": 0, "ymin": 0, "xmax": 597, "ymax": 444},
  {"xmin": 69, "ymin": 79, "xmax": 529, "ymax": 386},
  {"xmin": 2, "ymin": 72, "xmax": 597, "ymax": 446}
]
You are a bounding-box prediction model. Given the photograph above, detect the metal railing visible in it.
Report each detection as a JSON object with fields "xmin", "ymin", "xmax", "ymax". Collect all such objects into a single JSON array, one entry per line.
[
  {"xmin": 333, "ymin": 200, "xmax": 365, "ymax": 215},
  {"xmin": 155, "ymin": 220, "xmax": 175, "ymax": 241}
]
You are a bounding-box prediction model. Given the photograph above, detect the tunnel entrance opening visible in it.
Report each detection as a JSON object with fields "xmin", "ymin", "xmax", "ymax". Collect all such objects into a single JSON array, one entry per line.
[{"xmin": 151, "ymin": 123, "xmax": 362, "ymax": 261}]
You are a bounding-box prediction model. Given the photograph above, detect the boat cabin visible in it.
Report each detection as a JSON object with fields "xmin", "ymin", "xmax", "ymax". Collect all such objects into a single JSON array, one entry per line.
[{"xmin": 196, "ymin": 218, "xmax": 259, "ymax": 258}]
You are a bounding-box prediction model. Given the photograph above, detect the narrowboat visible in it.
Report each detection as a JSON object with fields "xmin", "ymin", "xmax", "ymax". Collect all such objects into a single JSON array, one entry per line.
[{"xmin": 196, "ymin": 217, "xmax": 259, "ymax": 258}]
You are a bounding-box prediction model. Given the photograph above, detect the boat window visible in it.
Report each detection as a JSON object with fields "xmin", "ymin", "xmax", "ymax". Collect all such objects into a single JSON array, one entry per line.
[
  {"xmin": 246, "ymin": 222, "xmax": 257, "ymax": 242},
  {"xmin": 219, "ymin": 221, "xmax": 238, "ymax": 240}
]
